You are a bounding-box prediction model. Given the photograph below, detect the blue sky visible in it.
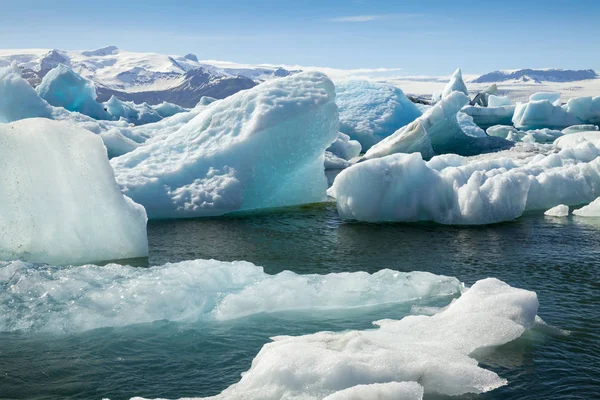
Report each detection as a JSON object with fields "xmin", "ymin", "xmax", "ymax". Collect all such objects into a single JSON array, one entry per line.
[{"xmin": 1, "ymin": 0, "xmax": 599, "ymax": 75}]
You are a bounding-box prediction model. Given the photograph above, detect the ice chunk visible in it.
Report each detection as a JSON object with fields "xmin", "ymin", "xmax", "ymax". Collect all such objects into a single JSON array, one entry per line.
[
  {"xmin": 323, "ymin": 382, "xmax": 424, "ymax": 400},
  {"xmin": 36, "ymin": 64, "xmax": 109, "ymax": 120},
  {"xmin": 0, "ymin": 118, "xmax": 148, "ymax": 264},
  {"xmin": 562, "ymin": 124, "xmax": 599, "ymax": 134},
  {"xmin": 364, "ymin": 92, "xmax": 511, "ymax": 161},
  {"xmin": 513, "ymin": 99, "xmax": 580, "ymax": 130},
  {"xmin": 103, "ymin": 95, "xmax": 162, "ymax": 125},
  {"xmin": 456, "ymin": 111, "xmax": 488, "ymax": 137},
  {"xmin": 0, "ymin": 63, "xmax": 52, "ymax": 122},
  {"xmin": 487, "ymin": 125, "xmax": 563, "ymax": 143},
  {"xmin": 441, "ymin": 68, "xmax": 469, "ymax": 100},
  {"xmin": 529, "ymin": 92, "xmax": 561, "ymax": 106},
  {"xmin": 151, "ymin": 101, "xmax": 188, "ymax": 118},
  {"xmin": 461, "ymin": 105, "xmax": 515, "ymax": 129},
  {"xmin": 0, "ymin": 259, "xmax": 461, "ymax": 333},
  {"xmin": 469, "ymin": 84, "xmax": 498, "ymax": 107},
  {"xmin": 206, "ymin": 278, "xmax": 538, "ymax": 399},
  {"xmin": 111, "ymin": 72, "xmax": 339, "ymax": 218},
  {"xmin": 554, "ymin": 130, "xmax": 600, "ymax": 149},
  {"xmin": 99, "ymin": 128, "xmax": 141, "ymax": 158},
  {"xmin": 487, "ymin": 94, "xmax": 512, "ymax": 107},
  {"xmin": 573, "ymin": 196, "xmax": 600, "ymax": 217},
  {"xmin": 335, "ymin": 80, "xmax": 422, "ymax": 150},
  {"xmin": 329, "ymin": 141, "xmax": 600, "ymax": 224},
  {"xmin": 544, "ymin": 204, "xmax": 569, "ymax": 217},
  {"xmin": 565, "ymin": 96, "xmax": 600, "ymax": 125},
  {"xmin": 325, "ymin": 132, "xmax": 362, "ymax": 169}
]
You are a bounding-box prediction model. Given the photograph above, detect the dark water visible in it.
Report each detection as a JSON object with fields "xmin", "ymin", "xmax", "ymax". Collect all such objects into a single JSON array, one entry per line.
[{"xmin": 1, "ymin": 202, "xmax": 599, "ymax": 399}]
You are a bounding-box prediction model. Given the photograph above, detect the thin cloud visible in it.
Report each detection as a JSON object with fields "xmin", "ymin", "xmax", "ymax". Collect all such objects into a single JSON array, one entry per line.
[{"xmin": 327, "ymin": 13, "xmax": 423, "ymax": 23}]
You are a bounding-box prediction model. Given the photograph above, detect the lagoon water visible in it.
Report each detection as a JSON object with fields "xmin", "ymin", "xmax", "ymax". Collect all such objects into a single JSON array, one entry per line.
[{"xmin": 1, "ymin": 201, "xmax": 599, "ymax": 399}]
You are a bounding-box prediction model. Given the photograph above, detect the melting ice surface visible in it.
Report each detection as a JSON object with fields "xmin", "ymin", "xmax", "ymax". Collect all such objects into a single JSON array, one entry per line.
[
  {"xmin": 0, "ymin": 118, "xmax": 148, "ymax": 264},
  {"xmin": 129, "ymin": 277, "xmax": 538, "ymax": 399},
  {"xmin": 330, "ymin": 137, "xmax": 600, "ymax": 224},
  {"xmin": 0, "ymin": 259, "xmax": 461, "ymax": 333}
]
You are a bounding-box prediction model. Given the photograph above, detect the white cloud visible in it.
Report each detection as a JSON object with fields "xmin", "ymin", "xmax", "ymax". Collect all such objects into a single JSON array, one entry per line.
[{"xmin": 327, "ymin": 13, "xmax": 423, "ymax": 23}]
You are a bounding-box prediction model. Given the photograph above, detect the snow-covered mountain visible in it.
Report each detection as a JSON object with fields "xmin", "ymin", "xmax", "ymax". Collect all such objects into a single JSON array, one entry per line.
[
  {"xmin": 0, "ymin": 46, "xmax": 299, "ymax": 106},
  {"xmin": 471, "ymin": 69, "xmax": 597, "ymax": 83}
]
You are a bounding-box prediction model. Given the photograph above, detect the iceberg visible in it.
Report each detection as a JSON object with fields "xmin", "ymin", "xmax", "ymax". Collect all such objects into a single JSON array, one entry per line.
[
  {"xmin": 513, "ymin": 92, "xmax": 581, "ymax": 130},
  {"xmin": 36, "ymin": 64, "xmax": 109, "ymax": 120},
  {"xmin": 562, "ymin": 124, "xmax": 599, "ymax": 134},
  {"xmin": 0, "ymin": 259, "xmax": 461, "ymax": 333},
  {"xmin": 325, "ymin": 132, "xmax": 362, "ymax": 169},
  {"xmin": 364, "ymin": 92, "xmax": 512, "ymax": 161},
  {"xmin": 0, "ymin": 118, "xmax": 148, "ymax": 264},
  {"xmin": 329, "ymin": 139, "xmax": 600, "ymax": 224},
  {"xmin": 487, "ymin": 125, "xmax": 563, "ymax": 144},
  {"xmin": 461, "ymin": 105, "xmax": 515, "ymax": 129},
  {"xmin": 322, "ymin": 382, "xmax": 424, "ymax": 400},
  {"xmin": 565, "ymin": 96, "xmax": 600, "ymax": 125},
  {"xmin": 0, "ymin": 63, "xmax": 52, "ymax": 122},
  {"xmin": 487, "ymin": 94, "xmax": 512, "ymax": 107},
  {"xmin": 200, "ymin": 278, "xmax": 538, "ymax": 399},
  {"xmin": 573, "ymin": 196, "xmax": 600, "ymax": 217},
  {"xmin": 151, "ymin": 101, "xmax": 188, "ymax": 118},
  {"xmin": 440, "ymin": 68, "xmax": 469, "ymax": 100},
  {"xmin": 103, "ymin": 95, "xmax": 163, "ymax": 125},
  {"xmin": 544, "ymin": 204, "xmax": 569, "ymax": 217},
  {"xmin": 529, "ymin": 92, "xmax": 562, "ymax": 106},
  {"xmin": 554, "ymin": 130, "xmax": 600, "ymax": 150},
  {"xmin": 335, "ymin": 80, "xmax": 422, "ymax": 150},
  {"xmin": 111, "ymin": 72, "xmax": 339, "ymax": 218}
]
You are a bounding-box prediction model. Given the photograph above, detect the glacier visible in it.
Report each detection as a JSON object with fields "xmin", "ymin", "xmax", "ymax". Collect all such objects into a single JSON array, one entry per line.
[
  {"xmin": 0, "ymin": 118, "xmax": 148, "ymax": 264},
  {"xmin": 329, "ymin": 137, "xmax": 600, "ymax": 224},
  {"xmin": 335, "ymin": 80, "xmax": 422, "ymax": 150},
  {"xmin": 111, "ymin": 72, "xmax": 339, "ymax": 218},
  {"xmin": 187, "ymin": 278, "xmax": 538, "ymax": 399},
  {"xmin": 0, "ymin": 259, "xmax": 461, "ymax": 333},
  {"xmin": 364, "ymin": 92, "xmax": 512, "ymax": 161}
]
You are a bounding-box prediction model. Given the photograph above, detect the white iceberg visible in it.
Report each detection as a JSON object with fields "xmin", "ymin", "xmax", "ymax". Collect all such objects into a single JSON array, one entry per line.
[
  {"xmin": 0, "ymin": 63, "xmax": 52, "ymax": 122},
  {"xmin": 544, "ymin": 204, "xmax": 569, "ymax": 217},
  {"xmin": 440, "ymin": 68, "xmax": 469, "ymax": 100},
  {"xmin": 461, "ymin": 105, "xmax": 515, "ymax": 129},
  {"xmin": 487, "ymin": 94, "xmax": 512, "ymax": 107},
  {"xmin": 487, "ymin": 125, "xmax": 563, "ymax": 144},
  {"xmin": 103, "ymin": 95, "xmax": 163, "ymax": 125},
  {"xmin": 0, "ymin": 259, "xmax": 461, "ymax": 333},
  {"xmin": 111, "ymin": 72, "xmax": 339, "ymax": 218},
  {"xmin": 513, "ymin": 94, "xmax": 580, "ymax": 130},
  {"xmin": 325, "ymin": 132, "xmax": 362, "ymax": 169},
  {"xmin": 322, "ymin": 382, "xmax": 424, "ymax": 400},
  {"xmin": 364, "ymin": 92, "xmax": 511, "ymax": 161},
  {"xmin": 202, "ymin": 278, "xmax": 538, "ymax": 399},
  {"xmin": 562, "ymin": 124, "xmax": 599, "ymax": 134},
  {"xmin": 0, "ymin": 118, "xmax": 148, "ymax": 264},
  {"xmin": 151, "ymin": 101, "xmax": 188, "ymax": 118},
  {"xmin": 573, "ymin": 196, "xmax": 600, "ymax": 217},
  {"xmin": 336, "ymin": 80, "xmax": 422, "ymax": 150},
  {"xmin": 36, "ymin": 64, "xmax": 109, "ymax": 120},
  {"xmin": 565, "ymin": 96, "xmax": 600, "ymax": 125},
  {"xmin": 329, "ymin": 139, "xmax": 600, "ymax": 224}
]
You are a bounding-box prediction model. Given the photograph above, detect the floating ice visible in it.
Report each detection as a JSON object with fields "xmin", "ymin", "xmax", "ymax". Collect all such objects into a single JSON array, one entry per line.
[
  {"xmin": 203, "ymin": 278, "xmax": 538, "ymax": 399},
  {"xmin": 325, "ymin": 132, "xmax": 362, "ymax": 169},
  {"xmin": 565, "ymin": 96, "xmax": 600, "ymax": 125},
  {"xmin": 103, "ymin": 95, "xmax": 162, "ymax": 125},
  {"xmin": 562, "ymin": 124, "xmax": 599, "ymax": 134},
  {"xmin": 487, "ymin": 125, "xmax": 563, "ymax": 144},
  {"xmin": 554, "ymin": 130, "xmax": 600, "ymax": 149},
  {"xmin": 329, "ymin": 140, "xmax": 600, "ymax": 224},
  {"xmin": 440, "ymin": 68, "xmax": 469, "ymax": 100},
  {"xmin": 544, "ymin": 204, "xmax": 569, "ymax": 217},
  {"xmin": 487, "ymin": 95, "xmax": 512, "ymax": 107},
  {"xmin": 364, "ymin": 92, "xmax": 511, "ymax": 161},
  {"xmin": 335, "ymin": 80, "xmax": 421, "ymax": 150},
  {"xmin": 529, "ymin": 92, "xmax": 561, "ymax": 106},
  {"xmin": 0, "ymin": 63, "xmax": 52, "ymax": 122},
  {"xmin": 0, "ymin": 118, "xmax": 148, "ymax": 264},
  {"xmin": 573, "ymin": 196, "xmax": 600, "ymax": 217},
  {"xmin": 461, "ymin": 105, "xmax": 515, "ymax": 129},
  {"xmin": 513, "ymin": 98, "xmax": 580, "ymax": 130},
  {"xmin": 36, "ymin": 64, "xmax": 109, "ymax": 120},
  {"xmin": 111, "ymin": 72, "xmax": 339, "ymax": 218},
  {"xmin": 323, "ymin": 382, "xmax": 424, "ymax": 400},
  {"xmin": 0, "ymin": 259, "xmax": 461, "ymax": 333},
  {"xmin": 151, "ymin": 101, "xmax": 188, "ymax": 118}
]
